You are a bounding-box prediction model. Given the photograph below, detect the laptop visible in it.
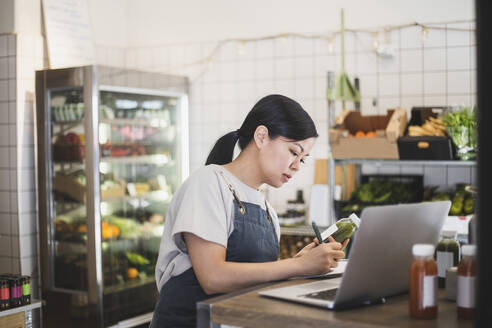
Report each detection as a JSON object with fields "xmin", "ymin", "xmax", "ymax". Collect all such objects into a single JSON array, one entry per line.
[{"xmin": 259, "ymin": 201, "xmax": 451, "ymax": 309}]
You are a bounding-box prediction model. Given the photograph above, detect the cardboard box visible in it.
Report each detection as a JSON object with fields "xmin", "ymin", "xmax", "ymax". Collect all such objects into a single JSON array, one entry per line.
[{"xmin": 329, "ymin": 109, "xmax": 407, "ymax": 159}]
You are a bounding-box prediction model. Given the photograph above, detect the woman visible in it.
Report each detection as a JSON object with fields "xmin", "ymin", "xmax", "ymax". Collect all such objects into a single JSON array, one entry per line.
[{"xmin": 151, "ymin": 94, "xmax": 348, "ymax": 327}]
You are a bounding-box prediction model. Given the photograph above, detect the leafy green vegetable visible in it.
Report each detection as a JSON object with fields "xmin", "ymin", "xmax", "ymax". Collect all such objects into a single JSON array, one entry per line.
[
  {"xmin": 349, "ymin": 179, "xmax": 420, "ymax": 204},
  {"xmin": 442, "ymin": 107, "xmax": 477, "ymax": 160},
  {"xmin": 125, "ymin": 252, "xmax": 150, "ymax": 265},
  {"xmin": 106, "ymin": 216, "xmax": 142, "ymax": 239}
]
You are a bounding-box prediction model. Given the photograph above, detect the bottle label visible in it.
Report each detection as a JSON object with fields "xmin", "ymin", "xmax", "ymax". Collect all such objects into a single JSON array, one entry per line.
[
  {"xmin": 457, "ymin": 276, "xmax": 475, "ymax": 308},
  {"xmin": 423, "ymin": 275, "xmax": 437, "ymax": 308},
  {"xmin": 22, "ymin": 283, "xmax": 31, "ymax": 296},
  {"xmin": 320, "ymin": 224, "xmax": 338, "ymax": 242},
  {"xmin": 12, "ymin": 286, "xmax": 22, "ymax": 298},
  {"xmin": 437, "ymin": 251, "xmax": 454, "ymax": 278},
  {"xmin": 0, "ymin": 287, "xmax": 9, "ymax": 300}
]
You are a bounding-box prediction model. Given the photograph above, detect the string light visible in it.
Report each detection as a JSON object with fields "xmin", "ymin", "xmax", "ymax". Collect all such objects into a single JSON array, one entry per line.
[
  {"xmin": 384, "ymin": 29, "xmax": 392, "ymax": 45},
  {"xmin": 116, "ymin": 19, "xmax": 474, "ymax": 79},
  {"xmin": 328, "ymin": 37, "xmax": 334, "ymax": 53},
  {"xmin": 421, "ymin": 27, "xmax": 429, "ymax": 43},
  {"xmin": 372, "ymin": 32, "xmax": 380, "ymax": 50},
  {"xmin": 237, "ymin": 41, "xmax": 245, "ymax": 56},
  {"xmin": 279, "ymin": 34, "xmax": 288, "ymax": 44}
]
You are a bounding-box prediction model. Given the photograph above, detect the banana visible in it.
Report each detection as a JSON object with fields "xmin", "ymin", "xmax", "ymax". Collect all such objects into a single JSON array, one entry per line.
[{"xmin": 407, "ymin": 116, "xmax": 447, "ymax": 136}]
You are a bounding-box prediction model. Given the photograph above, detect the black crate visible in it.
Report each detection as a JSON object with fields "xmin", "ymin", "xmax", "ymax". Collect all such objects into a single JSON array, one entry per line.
[
  {"xmin": 398, "ymin": 136, "xmax": 455, "ymax": 160},
  {"xmin": 397, "ymin": 106, "xmax": 456, "ymax": 160}
]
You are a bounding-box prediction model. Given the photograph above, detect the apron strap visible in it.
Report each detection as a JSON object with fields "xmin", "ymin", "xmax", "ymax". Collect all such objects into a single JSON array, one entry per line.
[
  {"xmin": 219, "ymin": 170, "xmax": 271, "ymax": 222},
  {"xmin": 219, "ymin": 171, "xmax": 246, "ymax": 214}
]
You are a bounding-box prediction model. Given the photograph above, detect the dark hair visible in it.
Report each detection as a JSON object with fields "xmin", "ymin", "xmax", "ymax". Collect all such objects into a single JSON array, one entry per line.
[{"xmin": 205, "ymin": 94, "xmax": 318, "ymax": 165}]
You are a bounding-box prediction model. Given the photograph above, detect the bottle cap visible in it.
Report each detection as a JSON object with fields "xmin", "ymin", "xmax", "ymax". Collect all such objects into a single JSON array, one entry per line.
[
  {"xmin": 441, "ymin": 229, "xmax": 457, "ymax": 238},
  {"xmin": 461, "ymin": 244, "xmax": 476, "ymax": 256},
  {"xmin": 412, "ymin": 244, "xmax": 435, "ymax": 257},
  {"xmin": 349, "ymin": 213, "xmax": 361, "ymax": 227}
]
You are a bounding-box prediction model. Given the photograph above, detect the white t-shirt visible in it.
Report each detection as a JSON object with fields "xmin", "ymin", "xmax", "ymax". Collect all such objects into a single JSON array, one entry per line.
[{"xmin": 154, "ymin": 164, "xmax": 280, "ymax": 292}]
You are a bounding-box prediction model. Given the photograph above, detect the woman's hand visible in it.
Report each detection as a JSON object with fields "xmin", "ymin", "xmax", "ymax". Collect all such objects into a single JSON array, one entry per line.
[
  {"xmin": 293, "ymin": 241, "xmax": 346, "ymax": 275},
  {"xmin": 294, "ymin": 237, "xmax": 350, "ymax": 258},
  {"xmin": 325, "ymin": 236, "xmax": 350, "ymax": 251}
]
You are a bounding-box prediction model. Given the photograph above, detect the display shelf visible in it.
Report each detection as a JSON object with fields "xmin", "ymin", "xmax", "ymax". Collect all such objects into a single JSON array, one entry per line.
[
  {"xmin": 333, "ymin": 159, "xmax": 477, "ymax": 166},
  {"xmin": 100, "ymin": 118, "xmax": 170, "ymax": 127},
  {"xmin": 101, "ymin": 190, "xmax": 172, "ymax": 203},
  {"xmin": 52, "ymin": 120, "xmax": 83, "ymax": 125},
  {"xmin": 103, "ymin": 275, "xmax": 155, "ymax": 295},
  {"xmin": 281, "ymin": 216, "xmax": 471, "ymax": 238},
  {"xmin": 37, "ymin": 66, "xmax": 189, "ymax": 327},
  {"xmin": 54, "ymin": 154, "xmax": 175, "ymax": 165},
  {"xmin": 100, "ymin": 154, "xmax": 172, "ymax": 165},
  {"xmin": 0, "ymin": 300, "xmax": 43, "ymax": 318}
]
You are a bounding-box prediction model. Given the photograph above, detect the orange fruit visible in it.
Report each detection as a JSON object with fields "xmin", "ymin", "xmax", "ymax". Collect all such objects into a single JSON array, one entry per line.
[
  {"xmin": 365, "ymin": 131, "xmax": 376, "ymax": 137},
  {"xmin": 355, "ymin": 131, "xmax": 366, "ymax": 137},
  {"xmin": 127, "ymin": 268, "xmax": 139, "ymax": 279},
  {"xmin": 111, "ymin": 225, "xmax": 120, "ymax": 237},
  {"xmin": 102, "ymin": 225, "xmax": 113, "ymax": 239},
  {"xmin": 78, "ymin": 224, "xmax": 87, "ymax": 233}
]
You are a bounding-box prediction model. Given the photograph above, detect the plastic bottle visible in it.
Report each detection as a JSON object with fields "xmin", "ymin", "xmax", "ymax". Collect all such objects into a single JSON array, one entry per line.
[
  {"xmin": 295, "ymin": 190, "xmax": 306, "ymax": 218},
  {"xmin": 0, "ymin": 278, "xmax": 9, "ymax": 310},
  {"xmin": 21, "ymin": 276, "xmax": 31, "ymax": 305},
  {"xmin": 457, "ymin": 244, "xmax": 476, "ymax": 320},
  {"xmin": 323, "ymin": 213, "xmax": 361, "ymax": 243},
  {"xmin": 409, "ymin": 244, "xmax": 438, "ymax": 319},
  {"xmin": 435, "ymin": 229, "xmax": 460, "ymax": 288}
]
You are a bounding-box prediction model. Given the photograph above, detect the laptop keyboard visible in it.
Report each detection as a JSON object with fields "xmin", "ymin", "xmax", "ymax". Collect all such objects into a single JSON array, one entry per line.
[{"xmin": 301, "ymin": 288, "xmax": 338, "ymax": 301}]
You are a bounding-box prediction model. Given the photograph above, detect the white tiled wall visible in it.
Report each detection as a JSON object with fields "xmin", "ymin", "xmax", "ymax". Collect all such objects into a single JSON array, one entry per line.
[
  {"xmin": 97, "ymin": 22, "xmax": 477, "ymax": 212},
  {"xmin": 0, "ymin": 33, "xmax": 45, "ymax": 320}
]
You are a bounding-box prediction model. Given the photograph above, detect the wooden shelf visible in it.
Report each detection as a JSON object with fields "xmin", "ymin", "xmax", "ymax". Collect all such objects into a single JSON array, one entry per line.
[{"xmin": 0, "ymin": 300, "xmax": 43, "ymax": 318}]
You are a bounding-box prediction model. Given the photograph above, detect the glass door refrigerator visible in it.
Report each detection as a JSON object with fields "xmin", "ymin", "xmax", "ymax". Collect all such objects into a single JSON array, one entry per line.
[{"xmin": 35, "ymin": 66, "xmax": 189, "ymax": 327}]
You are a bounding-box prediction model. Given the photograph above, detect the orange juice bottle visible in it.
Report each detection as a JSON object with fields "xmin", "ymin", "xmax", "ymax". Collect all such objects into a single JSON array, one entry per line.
[
  {"xmin": 457, "ymin": 244, "xmax": 476, "ymax": 320},
  {"xmin": 409, "ymin": 244, "xmax": 438, "ymax": 319}
]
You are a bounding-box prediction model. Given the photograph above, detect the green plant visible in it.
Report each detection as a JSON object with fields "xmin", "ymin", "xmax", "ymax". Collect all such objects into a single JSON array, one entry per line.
[{"xmin": 442, "ymin": 106, "xmax": 477, "ymax": 160}]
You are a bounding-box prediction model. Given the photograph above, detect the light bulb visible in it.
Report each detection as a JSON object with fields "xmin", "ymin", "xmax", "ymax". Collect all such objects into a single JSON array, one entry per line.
[
  {"xmin": 421, "ymin": 27, "xmax": 429, "ymax": 43},
  {"xmin": 373, "ymin": 32, "xmax": 380, "ymax": 50},
  {"xmin": 238, "ymin": 41, "xmax": 245, "ymax": 56},
  {"xmin": 328, "ymin": 38, "xmax": 334, "ymax": 53}
]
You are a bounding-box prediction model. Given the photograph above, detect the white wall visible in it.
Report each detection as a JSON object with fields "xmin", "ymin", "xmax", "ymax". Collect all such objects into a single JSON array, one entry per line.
[
  {"xmin": 123, "ymin": 0, "xmax": 474, "ymax": 45},
  {"xmin": 88, "ymin": 0, "xmax": 128, "ymax": 47}
]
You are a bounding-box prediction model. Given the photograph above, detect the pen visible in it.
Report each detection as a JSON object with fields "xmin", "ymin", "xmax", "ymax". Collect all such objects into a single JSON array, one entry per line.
[{"xmin": 311, "ymin": 221, "xmax": 326, "ymax": 244}]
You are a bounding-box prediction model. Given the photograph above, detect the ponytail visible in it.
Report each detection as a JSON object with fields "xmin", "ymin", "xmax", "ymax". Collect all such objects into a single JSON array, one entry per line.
[
  {"xmin": 205, "ymin": 94, "xmax": 318, "ymax": 166},
  {"xmin": 205, "ymin": 130, "xmax": 240, "ymax": 165}
]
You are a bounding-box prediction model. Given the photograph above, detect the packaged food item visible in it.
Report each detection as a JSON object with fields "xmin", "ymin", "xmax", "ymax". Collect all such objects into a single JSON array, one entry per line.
[
  {"xmin": 8, "ymin": 276, "xmax": 23, "ymax": 308},
  {"xmin": 457, "ymin": 244, "xmax": 476, "ymax": 320},
  {"xmin": 435, "ymin": 229, "xmax": 460, "ymax": 288},
  {"xmin": 409, "ymin": 244, "xmax": 438, "ymax": 319},
  {"xmin": 320, "ymin": 213, "xmax": 360, "ymax": 243},
  {"xmin": 21, "ymin": 276, "xmax": 31, "ymax": 305},
  {"xmin": 0, "ymin": 278, "xmax": 9, "ymax": 310}
]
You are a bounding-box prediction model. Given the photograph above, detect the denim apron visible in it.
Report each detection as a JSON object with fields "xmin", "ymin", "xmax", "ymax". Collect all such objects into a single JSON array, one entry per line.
[{"xmin": 151, "ymin": 178, "xmax": 279, "ymax": 327}]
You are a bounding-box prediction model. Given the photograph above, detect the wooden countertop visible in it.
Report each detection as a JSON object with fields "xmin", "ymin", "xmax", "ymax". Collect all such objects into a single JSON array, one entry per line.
[{"xmin": 197, "ymin": 279, "xmax": 474, "ymax": 328}]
